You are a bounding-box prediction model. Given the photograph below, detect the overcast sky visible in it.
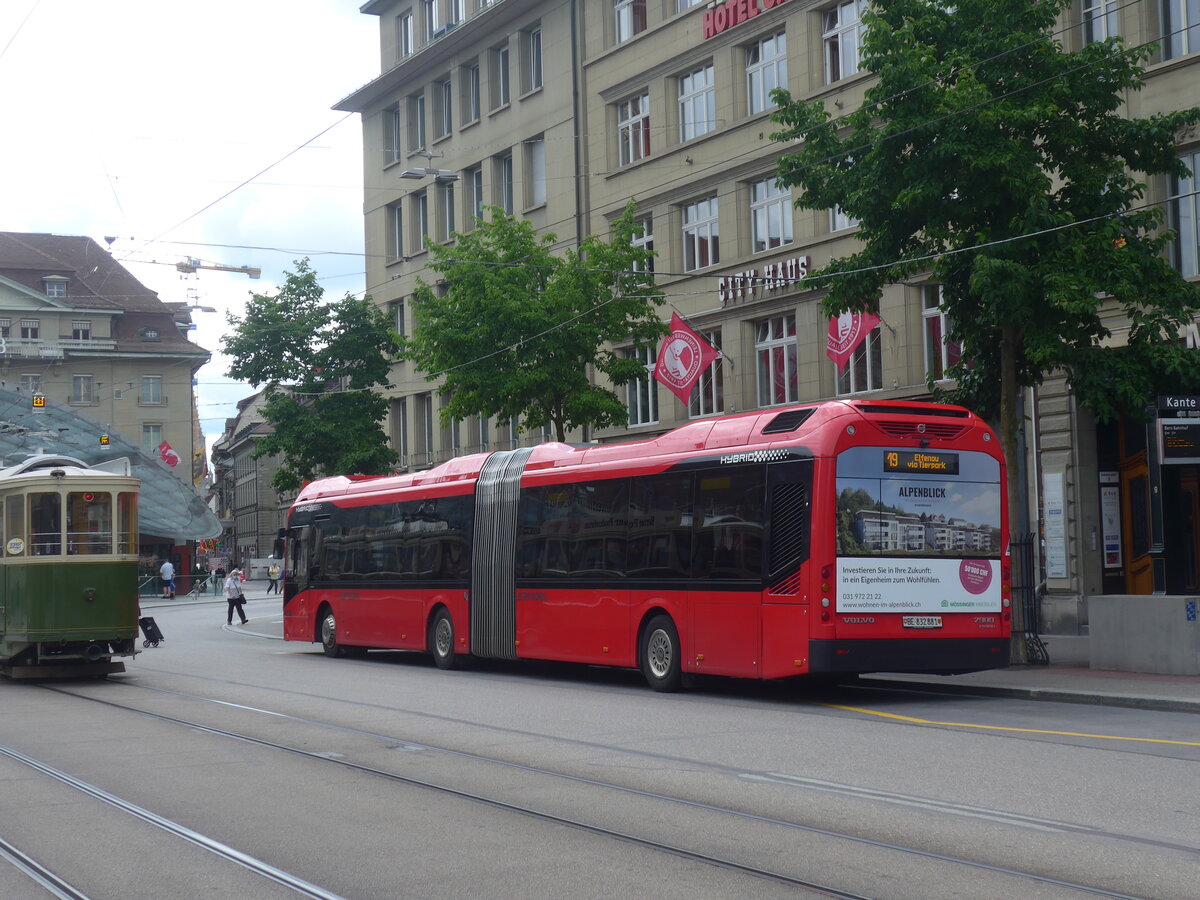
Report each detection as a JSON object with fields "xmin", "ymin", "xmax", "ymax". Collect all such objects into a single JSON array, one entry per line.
[{"xmin": 0, "ymin": 0, "xmax": 379, "ymax": 452}]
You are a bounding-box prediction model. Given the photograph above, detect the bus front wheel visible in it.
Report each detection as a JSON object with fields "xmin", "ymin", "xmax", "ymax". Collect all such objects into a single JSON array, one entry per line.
[
  {"xmin": 429, "ymin": 608, "xmax": 460, "ymax": 670},
  {"xmin": 640, "ymin": 614, "xmax": 682, "ymax": 692}
]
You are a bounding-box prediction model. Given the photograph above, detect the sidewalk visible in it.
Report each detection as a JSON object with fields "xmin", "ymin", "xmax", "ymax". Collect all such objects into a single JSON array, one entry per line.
[
  {"xmin": 141, "ymin": 591, "xmax": 1200, "ymax": 712},
  {"xmin": 862, "ymin": 635, "xmax": 1200, "ymax": 714}
]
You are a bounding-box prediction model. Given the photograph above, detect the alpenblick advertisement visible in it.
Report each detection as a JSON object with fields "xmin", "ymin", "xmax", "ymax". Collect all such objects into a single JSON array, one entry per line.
[{"xmin": 835, "ymin": 446, "xmax": 1002, "ymax": 613}]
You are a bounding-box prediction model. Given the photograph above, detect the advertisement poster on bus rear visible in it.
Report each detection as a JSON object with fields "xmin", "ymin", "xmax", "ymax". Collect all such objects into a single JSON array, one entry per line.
[{"xmin": 835, "ymin": 446, "xmax": 1002, "ymax": 613}]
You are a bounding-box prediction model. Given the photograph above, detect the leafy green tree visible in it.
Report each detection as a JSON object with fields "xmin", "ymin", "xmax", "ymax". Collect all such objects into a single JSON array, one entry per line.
[
  {"xmin": 401, "ymin": 203, "xmax": 664, "ymax": 442},
  {"xmin": 223, "ymin": 259, "xmax": 400, "ymax": 491},
  {"xmin": 770, "ymin": 0, "xmax": 1200, "ymax": 537}
]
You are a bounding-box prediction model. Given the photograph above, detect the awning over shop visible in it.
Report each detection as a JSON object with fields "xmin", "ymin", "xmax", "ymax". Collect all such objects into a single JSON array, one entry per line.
[{"xmin": 0, "ymin": 384, "xmax": 220, "ymax": 542}]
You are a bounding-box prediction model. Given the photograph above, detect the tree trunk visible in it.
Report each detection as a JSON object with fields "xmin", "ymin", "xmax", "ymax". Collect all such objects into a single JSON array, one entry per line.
[{"xmin": 999, "ymin": 325, "xmax": 1029, "ymax": 664}]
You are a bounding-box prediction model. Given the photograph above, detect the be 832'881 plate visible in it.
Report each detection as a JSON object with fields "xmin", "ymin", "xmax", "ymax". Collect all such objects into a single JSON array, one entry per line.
[{"xmin": 902, "ymin": 615, "xmax": 943, "ymax": 629}]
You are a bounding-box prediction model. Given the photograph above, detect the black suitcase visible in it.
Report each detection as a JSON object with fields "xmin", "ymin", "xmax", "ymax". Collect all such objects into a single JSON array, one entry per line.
[{"xmin": 139, "ymin": 616, "xmax": 165, "ymax": 648}]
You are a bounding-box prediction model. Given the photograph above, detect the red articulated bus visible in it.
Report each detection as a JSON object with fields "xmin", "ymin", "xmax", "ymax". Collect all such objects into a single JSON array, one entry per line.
[{"xmin": 282, "ymin": 399, "xmax": 1011, "ymax": 690}]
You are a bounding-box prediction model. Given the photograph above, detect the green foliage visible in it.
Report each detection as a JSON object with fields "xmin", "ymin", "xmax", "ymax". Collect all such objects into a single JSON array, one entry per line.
[
  {"xmin": 400, "ymin": 203, "xmax": 665, "ymax": 442},
  {"xmin": 770, "ymin": 0, "xmax": 1200, "ymax": 427},
  {"xmin": 223, "ymin": 259, "xmax": 401, "ymax": 491}
]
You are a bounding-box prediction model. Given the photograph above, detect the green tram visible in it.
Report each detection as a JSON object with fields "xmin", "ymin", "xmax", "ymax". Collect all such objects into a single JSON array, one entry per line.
[{"xmin": 1, "ymin": 454, "xmax": 140, "ymax": 678}]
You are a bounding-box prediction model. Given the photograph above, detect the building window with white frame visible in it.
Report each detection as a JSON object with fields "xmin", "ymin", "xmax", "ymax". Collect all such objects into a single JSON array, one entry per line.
[
  {"xmin": 393, "ymin": 397, "xmax": 409, "ymax": 465},
  {"xmin": 688, "ymin": 330, "xmax": 723, "ymax": 418},
  {"xmin": 477, "ymin": 415, "xmax": 490, "ymax": 449},
  {"xmin": 679, "ymin": 63, "xmax": 716, "ymax": 142},
  {"xmin": 466, "ymin": 165, "xmax": 484, "ymax": 225},
  {"xmin": 625, "ymin": 345, "xmax": 658, "ymax": 426},
  {"xmin": 835, "ymin": 325, "xmax": 882, "ymax": 395},
  {"xmin": 522, "ymin": 26, "xmax": 542, "ymax": 93},
  {"xmin": 20, "ymin": 319, "xmax": 39, "ymax": 339},
  {"xmin": 412, "ymin": 191, "xmax": 429, "ymax": 250},
  {"xmin": 450, "ymin": 0, "xmax": 465, "ymax": 24},
  {"xmin": 491, "ymin": 44, "xmax": 510, "ymax": 109},
  {"xmin": 43, "ymin": 277, "xmax": 67, "ymax": 298},
  {"xmin": 677, "ymin": 0, "xmax": 702, "ymax": 9},
  {"xmin": 142, "ymin": 423, "xmax": 162, "ymax": 452},
  {"xmin": 617, "ymin": 92, "xmax": 650, "ymax": 167},
  {"xmin": 71, "ymin": 320, "xmax": 91, "ymax": 340},
  {"xmin": 682, "ymin": 196, "xmax": 719, "ymax": 271},
  {"xmin": 615, "ymin": 0, "xmax": 646, "ymax": 43},
  {"xmin": 398, "ymin": 11, "xmax": 414, "ymax": 57},
  {"xmin": 1082, "ymin": 0, "xmax": 1119, "ymax": 43},
  {"xmin": 19, "ymin": 373, "xmax": 40, "ymax": 393},
  {"xmin": 1169, "ymin": 149, "xmax": 1199, "ymax": 278},
  {"xmin": 632, "ymin": 215, "xmax": 654, "ymax": 272},
  {"xmin": 422, "ymin": 0, "xmax": 439, "ymax": 41},
  {"xmin": 755, "ymin": 314, "xmax": 797, "ymax": 406},
  {"xmin": 1164, "ymin": 0, "xmax": 1200, "ymax": 59},
  {"xmin": 830, "ymin": 206, "xmax": 858, "ymax": 233},
  {"xmin": 140, "ymin": 375, "xmax": 163, "ymax": 404},
  {"xmin": 439, "ymin": 182, "xmax": 456, "ymax": 240},
  {"xmin": 462, "ymin": 61, "xmax": 481, "ymax": 124},
  {"xmin": 418, "ymin": 392, "xmax": 434, "ymax": 463},
  {"xmin": 495, "ymin": 152, "xmax": 514, "ymax": 213},
  {"xmin": 71, "ymin": 374, "xmax": 96, "ymax": 404},
  {"xmin": 436, "ymin": 77, "xmax": 453, "ymax": 138},
  {"xmin": 393, "ymin": 299, "xmax": 407, "ymax": 338},
  {"xmin": 746, "ymin": 32, "xmax": 787, "ymax": 115},
  {"xmin": 921, "ymin": 284, "xmax": 962, "ymax": 380},
  {"xmin": 750, "ymin": 178, "xmax": 792, "ymax": 253},
  {"xmin": 385, "ymin": 105, "xmax": 403, "ymax": 163},
  {"xmin": 408, "ymin": 92, "xmax": 426, "ymax": 150},
  {"xmin": 387, "ymin": 202, "xmax": 404, "ymax": 262},
  {"xmin": 822, "ymin": 0, "xmax": 865, "ymax": 85},
  {"xmin": 526, "ymin": 137, "xmax": 546, "ymax": 207},
  {"xmin": 0, "ymin": 318, "xmax": 9, "ymax": 338}
]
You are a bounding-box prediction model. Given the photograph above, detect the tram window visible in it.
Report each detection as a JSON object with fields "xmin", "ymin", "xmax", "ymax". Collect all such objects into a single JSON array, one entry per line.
[
  {"xmin": 4, "ymin": 495, "xmax": 24, "ymax": 555},
  {"xmin": 68, "ymin": 491, "xmax": 113, "ymax": 555},
  {"xmin": 118, "ymin": 492, "xmax": 138, "ymax": 554},
  {"xmin": 30, "ymin": 492, "xmax": 62, "ymax": 555}
]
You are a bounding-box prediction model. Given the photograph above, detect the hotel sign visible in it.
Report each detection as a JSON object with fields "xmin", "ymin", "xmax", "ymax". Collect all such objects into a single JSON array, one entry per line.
[
  {"xmin": 703, "ymin": 0, "xmax": 792, "ymax": 40},
  {"xmin": 718, "ymin": 255, "xmax": 810, "ymax": 304}
]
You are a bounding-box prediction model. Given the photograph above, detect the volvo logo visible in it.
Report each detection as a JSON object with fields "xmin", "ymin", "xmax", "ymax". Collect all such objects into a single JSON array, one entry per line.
[{"xmin": 842, "ymin": 616, "xmax": 876, "ymax": 624}]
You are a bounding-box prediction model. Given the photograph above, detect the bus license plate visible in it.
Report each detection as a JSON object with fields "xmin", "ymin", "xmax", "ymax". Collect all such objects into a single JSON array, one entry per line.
[{"xmin": 902, "ymin": 616, "xmax": 943, "ymax": 629}]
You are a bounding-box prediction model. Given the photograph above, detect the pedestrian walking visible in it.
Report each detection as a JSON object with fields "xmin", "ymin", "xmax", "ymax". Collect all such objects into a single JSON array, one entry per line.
[
  {"xmin": 213, "ymin": 564, "xmax": 226, "ymax": 596},
  {"xmin": 224, "ymin": 568, "xmax": 248, "ymax": 625},
  {"xmin": 267, "ymin": 562, "xmax": 281, "ymax": 594},
  {"xmin": 159, "ymin": 559, "xmax": 176, "ymax": 599}
]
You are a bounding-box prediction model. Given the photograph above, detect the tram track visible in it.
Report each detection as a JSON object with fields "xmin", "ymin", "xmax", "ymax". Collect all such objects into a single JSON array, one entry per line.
[
  {"xmin": 39, "ymin": 681, "xmax": 1169, "ymax": 900},
  {"xmin": 0, "ymin": 834, "xmax": 90, "ymax": 900},
  {"xmin": 0, "ymin": 744, "xmax": 346, "ymax": 900}
]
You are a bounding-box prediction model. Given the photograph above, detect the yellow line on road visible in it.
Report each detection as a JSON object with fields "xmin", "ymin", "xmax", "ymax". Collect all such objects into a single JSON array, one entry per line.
[{"xmin": 824, "ymin": 704, "xmax": 1200, "ymax": 747}]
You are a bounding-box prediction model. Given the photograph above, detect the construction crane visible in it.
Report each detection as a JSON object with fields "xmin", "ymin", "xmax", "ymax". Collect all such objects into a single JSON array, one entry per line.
[{"xmin": 131, "ymin": 256, "xmax": 261, "ymax": 279}]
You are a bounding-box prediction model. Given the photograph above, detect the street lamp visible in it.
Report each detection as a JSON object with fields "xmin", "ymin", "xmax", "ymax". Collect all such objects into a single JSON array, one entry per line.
[{"xmin": 400, "ymin": 150, "xmax": 458, "ymax": 183}]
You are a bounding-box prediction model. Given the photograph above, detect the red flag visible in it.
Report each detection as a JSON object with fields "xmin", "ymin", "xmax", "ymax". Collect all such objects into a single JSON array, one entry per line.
[
  {"xmin": 157, "ymin": 440, "xmax": 180, "ymax": 468},
  {"xmin": 653, "ymin": 313, "xmax": 720, "ymax": 403},
  {"xmin": 826, "ymin": 311, "xmax": 880, "ymax": 372}
]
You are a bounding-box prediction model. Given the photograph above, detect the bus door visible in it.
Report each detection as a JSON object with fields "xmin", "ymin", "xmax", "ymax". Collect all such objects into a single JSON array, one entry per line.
[{"xmin": 688, "ymin": 466, "xmax": 767, "ymax": 677}]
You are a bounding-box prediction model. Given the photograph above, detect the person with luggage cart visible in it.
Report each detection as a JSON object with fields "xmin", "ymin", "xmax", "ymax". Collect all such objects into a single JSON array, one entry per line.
[{"xmin": 224, "ymin": 568, "xmax": 248, "ymax": 625}]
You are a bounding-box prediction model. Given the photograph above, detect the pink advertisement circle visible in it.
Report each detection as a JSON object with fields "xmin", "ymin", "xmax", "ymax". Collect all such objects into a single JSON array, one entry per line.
[{"xmin": 959, "ymin": 560, "xmax": 993, "ymax": 594}]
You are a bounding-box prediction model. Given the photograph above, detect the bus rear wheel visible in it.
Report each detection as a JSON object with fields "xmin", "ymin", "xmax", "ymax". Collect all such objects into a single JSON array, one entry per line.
[
  {"xmin": 640, "ymin": 614, "xmax": 682, "ymax": 692},
  {"xmin": 320, "ymin": 609, "xmax": 344, "ymax": 658},
  {"xmin": 429, "ymin": 608, "xmax": 460, "ymax": 670}
]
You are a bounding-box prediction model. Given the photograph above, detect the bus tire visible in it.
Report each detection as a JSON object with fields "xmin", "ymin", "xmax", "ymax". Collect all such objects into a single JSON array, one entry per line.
[
  {"xmin": 640, "ymin": 614, "xmax": 683, "ymax": 692},
  {"xmin": 429, "ymin": 608, "xmax": 459, "ymax": 670},
  {"xmin": 320, "ymin": 608, "xmax": 344, "ymax": 658}
]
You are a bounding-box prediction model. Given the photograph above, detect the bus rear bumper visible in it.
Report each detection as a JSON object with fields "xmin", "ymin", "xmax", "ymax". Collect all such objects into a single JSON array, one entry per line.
[{"xmin": 809, "ymin": 637, "xmax": 1011, "ymax": 675}]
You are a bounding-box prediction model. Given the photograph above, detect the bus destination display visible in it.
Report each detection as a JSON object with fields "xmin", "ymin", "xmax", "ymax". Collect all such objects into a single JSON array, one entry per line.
[{"xmin": 884, "ymin": 450, "xmax": 959, "ymax": 475}]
